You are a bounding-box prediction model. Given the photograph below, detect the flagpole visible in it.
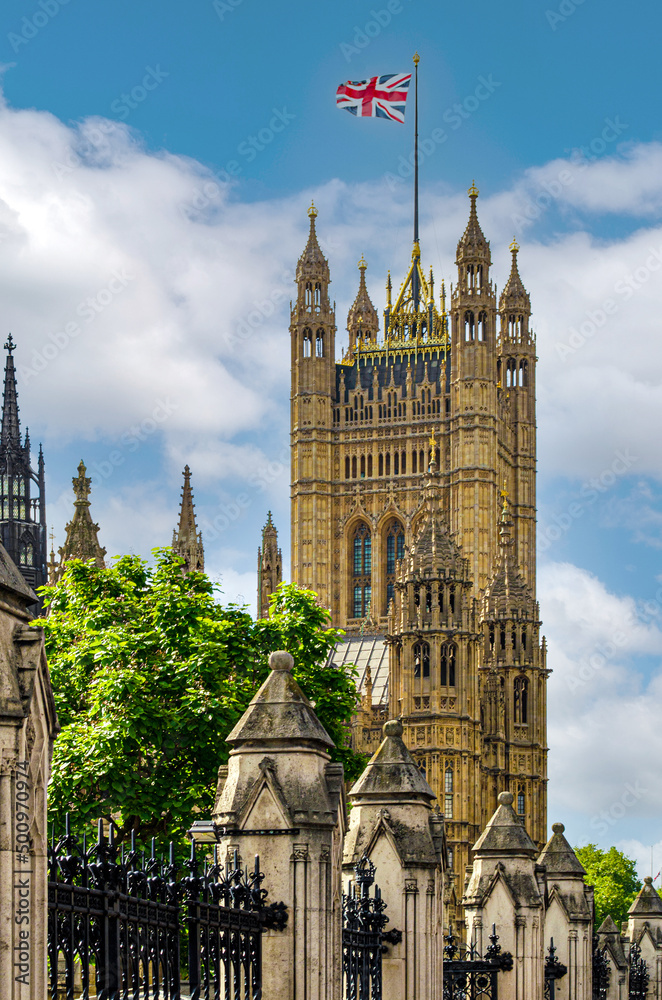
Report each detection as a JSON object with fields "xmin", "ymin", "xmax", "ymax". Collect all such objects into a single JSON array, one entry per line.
[
  {"xmin": 413, "ymin": 51, "xmax": 420, "ymax": 313},
  {"xmin": 413, "ymin": 51, "xmax": 419, "ymax": 246}
]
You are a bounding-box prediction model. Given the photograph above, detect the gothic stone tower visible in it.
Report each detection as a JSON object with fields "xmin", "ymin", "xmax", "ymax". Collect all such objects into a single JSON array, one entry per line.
[
  {"xmin": 0, "ymin": 336, "xmax": 47, "ymax": 597},
  {"xmin": 289, "ymin": 186, "xmax": 547, "ymax": 886},
  {"xmin": 257, "ymin": 511, "xmax": 282, "ymax": 617}
]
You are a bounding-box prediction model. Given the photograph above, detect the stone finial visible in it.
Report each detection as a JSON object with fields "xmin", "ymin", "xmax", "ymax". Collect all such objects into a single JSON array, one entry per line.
[
  {"xmin": 269, "ymin": 650, "xmax": 294, "ymax": 672},
  {"xmin": 552, "ymin": 822, "xmax": 565, "ymax": 834},
  {"xmin": 498, "ymin": 791, "xmax": 514, "ymax": 806},
  {"xmin": 383, "ymin": 719, "xmax": 403, "ymax": 737}
]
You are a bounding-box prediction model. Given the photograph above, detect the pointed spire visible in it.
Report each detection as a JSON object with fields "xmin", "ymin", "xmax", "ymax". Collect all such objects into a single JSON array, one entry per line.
[
  {"xmin": 1, "ymin": 334, "xmax": 21, "ymax": 447},
  {"xmin": 257, "ymin": 510, "xmax": 282, "ymax": 618},
  {"xmin": 55, "ymin": 460, "xmax": 106, "ymax": 577},
  {"xmin": 296, "ymin": 201, "xmax": 330, "ymax": 282},
  {"xmin": 401, "ymin": 459, "xmax": 469, "ymax": 584},
  {"xmin": 456, "ymin": 181, "xmax": 491, "ymax": 266},
  {"xmin": 499, "ymin": 237, "xmax": 531, "ymax": 313},
  {"xmin": 172, "ymin": 465, "xmax": 205, "ymax": 574},
  {"xmin": 483, "ymin": 489, "xmax": 532, "ymax": 613},
  {"xmin": 347, "ymin": 255, "xmax": 379, "ymax": 346}
]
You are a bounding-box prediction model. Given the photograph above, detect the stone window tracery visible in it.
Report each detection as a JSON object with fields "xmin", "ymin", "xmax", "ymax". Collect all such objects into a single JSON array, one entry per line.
[
  {"xmin": 440, "ymin": 643, "xmax": 456, "ymax": 686},
  {"xmin": 413, "ymin": 640, "xmax": 430, "ymax": 679},
  {"xmin": 385, "ymin": 519, "xmax": 405, "ymax": 611},
  {"xmin": 351, "ymin": 523, "xmax": 371, "ymax": 619}
]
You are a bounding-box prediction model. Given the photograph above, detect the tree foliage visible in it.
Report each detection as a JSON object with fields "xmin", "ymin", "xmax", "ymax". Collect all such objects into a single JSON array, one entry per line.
[
  {"xmin": 38, "ymin": 550, "xmax": 364, "ymax": 856},
  {"xmin": 575, "ymin": 844, "xmax": 642, "ymax": 928}
]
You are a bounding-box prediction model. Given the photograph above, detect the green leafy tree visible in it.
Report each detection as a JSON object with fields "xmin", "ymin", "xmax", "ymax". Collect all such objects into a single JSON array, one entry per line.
[
  {"xmin": 38, "ymin": 550, "xmax": 364, "ymax": 856},
  {"xmin": 575, "ymin": 844, "xmax": 642, "ymax": 927}
]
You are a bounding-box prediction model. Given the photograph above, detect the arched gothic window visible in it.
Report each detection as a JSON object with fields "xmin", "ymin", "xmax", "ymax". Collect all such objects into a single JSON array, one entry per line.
[
  {"xmin": 385, "ymin": 519, "xmax": 405, "ymax": 611},
  {"xmin": 514, "ymin": 676, "xmax": 528, "ymax": 724},
  {"xmin": 477, "ymin": 311, "xmax": 488, "ymax": 342},
  {"xmin": 517, "ymin": 785, "xmax": 525, "ymax": 816},
  {"xmin": 305, "ymin": 282, "xmax": 313, "ymax": 309},
  {"xmin": 302, "ymin": 328, "xmax": 313, "ymax": 358},
  {"xmin": 444, "ymin": 766, "xmax": 453, "ymax": 819},
  {"xmin": 440, "ymin": 643, "xmax": 456, "ymax": 686},
  {"xmin": 413, "ymin": 641, "xmax": 430, "ymax": 679},
  {"xmin": 464, "ymin": 310, "xmax": 475, "ymax": 341},
  {"xmin": 351, "ymin": 523, "xmax": 371, "ymax": 619},
  {"xmin": 19, "ymin": 536, "xmax": 34, "ymax": 567},
  {"xmin": 314, "ymin": 282, "xmax": 321, "ymax": 309},
  {"xmin": 315, "ymin": 329, "xmax": 324, "ymax": 357}
]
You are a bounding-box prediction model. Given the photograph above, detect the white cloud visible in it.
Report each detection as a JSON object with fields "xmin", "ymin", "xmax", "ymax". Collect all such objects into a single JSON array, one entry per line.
[
  {"xmin": 0, "ymin": 94, "xmax": 660, "ymax": 493},
  {"xmin": 541, "ymin": 562, "xmax": 662, "ymax": 833}
]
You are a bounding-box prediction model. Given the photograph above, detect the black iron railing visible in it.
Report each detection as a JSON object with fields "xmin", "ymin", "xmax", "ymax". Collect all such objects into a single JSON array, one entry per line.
[
  {"xmin": 628, "ymin": 942, "xmax": 649, "ymax": 1000},
  {"xmin": 592, "ymin": 937, "xmax": 611, "ymax": 1000},
  {"xmin": 47, "ymin": 817, "xmax": 287, "ymax": 1000},
  {"xmin": 544, "ymin": 938, "xmax": 568, "ymax": 1000},
  {"xmin": 342, "ymin": 856, "xmax": 402, "ymax": 1000},
  {"xmin": 443, "ymin": 924, "xmax": 513, "ymax": 1000}
]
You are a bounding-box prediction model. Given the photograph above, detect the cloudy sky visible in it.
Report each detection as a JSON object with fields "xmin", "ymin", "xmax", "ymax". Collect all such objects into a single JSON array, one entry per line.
[{"xmin": 1, "ymin": 0, "xmax": 661, "ymax": 875}]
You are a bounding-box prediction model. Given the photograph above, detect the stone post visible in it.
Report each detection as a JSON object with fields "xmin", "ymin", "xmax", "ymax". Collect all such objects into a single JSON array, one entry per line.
[
  {"xmin": 538, "ymin": 822, "xmax": 593, "ymax": 1000},
  {"xmin": 463, "ymin": 791, "xmax": 544, "ymax": 1000},
  {"xmin": 0, "ymin": 546, "xmax": 59, "ymax": 1000},
  {"xmin": 595, "ymin": 916, "xmax": 628, "ymax": 1000},
  {"xmin": 626, "ymin": 878, "xmax": 662, "ymax": 1000},
  {"xmin": 343, "ymin": 719, "xmax": 444, "ymax": 1000},
  {"xmin": 191, "ymin": 650, "xmax": 346, "ymax": 1000}
]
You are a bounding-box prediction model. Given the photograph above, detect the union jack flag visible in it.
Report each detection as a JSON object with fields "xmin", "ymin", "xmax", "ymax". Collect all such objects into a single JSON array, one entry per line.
[{"xmin": 335, "ymin": 73, "xmax": 412, "ymax": 123}]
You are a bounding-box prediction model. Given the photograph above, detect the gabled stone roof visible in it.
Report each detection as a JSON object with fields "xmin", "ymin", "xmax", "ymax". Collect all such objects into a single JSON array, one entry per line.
[
  {"xmin": 538, "ymin": 822, "xmax": 587, "ymax": 877},
  {"xmin": 226, "ymin": 650, "xmax": 334, "ymax": 749},
  {"xmin": 472, "ymin": 791, "xmax": 538, "ymax": 858},
  {"xmin": 628, "ymin": 877, "xmax": 662, "ymax": 917}
]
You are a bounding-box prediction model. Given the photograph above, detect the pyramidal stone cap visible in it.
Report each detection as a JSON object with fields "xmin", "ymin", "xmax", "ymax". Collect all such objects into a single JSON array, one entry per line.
[
  {"xmin": 226, "ymin": 650, "xmax": 335, "ymax": 749},
  {"xmin": 349, "ymin": 718, "xmax": 436, "ymax": 800},
  {"xmin": 628, "ymin": 875, "xmax": 662, "ymax": 916},
  {"xmin": 471, "ymin": 790, "xmax": 538, "ymax": 857},
  {"xmin": 537, "ymin": 820, "xmax": 587, "ymax": 877}
]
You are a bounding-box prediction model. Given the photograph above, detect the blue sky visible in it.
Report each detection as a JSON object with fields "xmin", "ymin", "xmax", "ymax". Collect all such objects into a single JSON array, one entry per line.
[{"xmin": 0, "ymin": 0, "xmax": 661, "ymax": 874}]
